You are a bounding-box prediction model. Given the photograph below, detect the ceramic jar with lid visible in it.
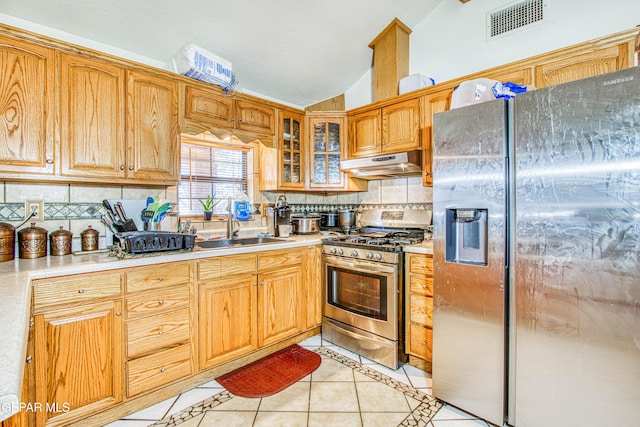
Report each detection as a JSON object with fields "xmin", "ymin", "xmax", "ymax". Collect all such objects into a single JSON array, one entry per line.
[
  {"xmin": 0, "ymin": 222, "xmax": 16, "ymax": 262},
  {"xmin": 50, "ymin": 226, "xmax": 73, "ymax": 256},
  {"xmin": 81, "ymin": 225, "xmax": 99, "ymax": 251},
  {"xmin": 18, "ymin": 222, "xmax": 48, "ymax": 259}
]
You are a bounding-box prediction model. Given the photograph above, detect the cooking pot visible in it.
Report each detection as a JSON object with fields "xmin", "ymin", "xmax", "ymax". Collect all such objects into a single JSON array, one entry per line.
[
  {"xmin": 290, "ymin": 214, "xmax": 320, "ymax": 235},
  {"xmin": 320, "ymin": 212, "xmax": 339, "ymax": 228},
  {"xmin": 18, "ymin": 222, "xmax": 48, "ymax": 259},
  {"xmin": 0, "ymin": 222, "xmax": 15, "ymax": 262},
  {"xmin": 338, "ymin": 209, "xmax": 356, "ymax": 229}
]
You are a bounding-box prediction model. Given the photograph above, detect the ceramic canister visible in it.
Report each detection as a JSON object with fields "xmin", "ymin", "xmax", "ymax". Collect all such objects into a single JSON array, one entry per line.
[
  {"xmin": 18, "ymin": 222, "xmax": 48, "ymax": 259},
  {"xmin": 81, "ymin": 225, "xmax": 99, "ymax": 251},
  {"xmin": 50, "ymin": 226, "xmax": 73, "ymax": 256},
  {"xmin": 0, "ymin": 222, "xmax": 15, "ymax": 262}
]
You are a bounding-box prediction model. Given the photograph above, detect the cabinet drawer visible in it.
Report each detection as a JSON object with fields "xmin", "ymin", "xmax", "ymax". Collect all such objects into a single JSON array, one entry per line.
[
  {"xmin": 126, "ymin": 262, "xmax": 191, "ymax": 293},
  {"xmin": 409, "ymin": 323, "xmax": 432, "ymax": 360},
  {"xmin": 258, "ymin": 250, "xmax": 301, "ymax": 270},
  {"xmin": 127, "ymin": 344, "xmax": 191, "ymax": 397},
  {"xmin": 126, "ymin": 285, "xmax": 189, "ymax": 319},
  {"xmin": 410, "ymin": 294, "xmax": 433, "ymax": 328},
  {"xmin": 408, "ymin": 254, "xmax": 433, "ymax": 275},
  {"xmin": 409, "ymin": 275, "xmax": 433, "ymax": 296},
  {"xmin": 198, "ymin": 254, "xmax": 257, "ymax": 281},
  {"xmin": 32, "ymin": 272, "xmax": 122, "ymax": 311},
  {"xmin": 127, "ymin": 308, "xmax": 190, "ymax": 359}
]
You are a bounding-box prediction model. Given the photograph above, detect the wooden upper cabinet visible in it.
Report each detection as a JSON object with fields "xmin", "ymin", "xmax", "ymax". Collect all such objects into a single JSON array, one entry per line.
[
  {"xmin": 348, "ymin": 109, "xmax": 381, "ymax": 157},
  {"xmin": 421, "ymin": 88, "xmax": 453, "ymax": 187},
  {"xmin": 278, "ymin": 110, "xmax": 305, "ymax": 189},
  {"xmin": 535, "ymin": 42, "xmax": 633, "ymax": 88},
  {"xmin": 183, "ymin": 85, "xmax": 234, "ymax": 128},
  {"xmin": 235, "ymin": 99, "xmax": 275, "ymax": 135},
  {"xmin": 183, "ymin": 84, "xmax": 275, "ymax": 136},
  {"xmin": 0, "ymin": 36, "xmax": 55, "ymax": 175},
  {"xmin": 126, "ymin": 70, "xmax": 180, "ymax": 183},
  {"xmin": 382, "ymin": 98, "xmax": 420, "ymax": 153},
  {"xmin": 307, "ymin": 113, "xmax": 346, "ymax": 189},
  {"xmin": 60, "ymin": 54, "xmax": 126, "ymax": 179}
]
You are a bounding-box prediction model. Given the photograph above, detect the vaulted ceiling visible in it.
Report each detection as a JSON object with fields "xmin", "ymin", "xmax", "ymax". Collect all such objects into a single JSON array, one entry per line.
[{"xmin": 0, "ymin": 0, "xmax": 444, "ymax": 108}]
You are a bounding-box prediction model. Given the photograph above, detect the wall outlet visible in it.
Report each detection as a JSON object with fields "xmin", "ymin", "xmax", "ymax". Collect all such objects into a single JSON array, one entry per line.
[{"xmin": 25, "ymin": 200, "xmax": 44, "ymax": 221}]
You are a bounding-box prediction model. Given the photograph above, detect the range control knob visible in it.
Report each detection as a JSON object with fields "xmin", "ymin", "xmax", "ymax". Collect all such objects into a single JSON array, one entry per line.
[
  {"xmin": 350, "ymin": 249, "xmax": 359, "ymax": 257},
  {"xmin": 366, "ymin": 252, "xmax": 374, "ymax": 259},
  {"xmin": 374, "ymin": 253, "xmax": 383, "ymax": 261},
  {"xmin": 337, "ymin": 248, "xmax": 344, "ymax": 255},
  {"xmin": 329, "ymin": 247, "xmax": 337, "ymax": 254}
]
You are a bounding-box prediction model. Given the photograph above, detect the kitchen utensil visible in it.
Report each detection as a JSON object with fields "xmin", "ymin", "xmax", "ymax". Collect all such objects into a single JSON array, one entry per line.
[
  {"xmin": 80, "ymin": 225, "xmax": 99, "ymax": 251},
  {"xmin": 291, "ymin": 214, "xmax": 321, "ymax": 235},
  {"xmin": 113, "ymin": 202, "xmax": 138, "ymax": 231},
  {"xmin": 101, "ymin": 215, "xmax": 117, "ymax": 233},
  {"xmin": 17, "ymin": 222, "xmax": 48, "ymax": 259},
  {"xmin": 320, "ymin": 212, "xmax": 339, "ymax": 228},
  {"xmin": 141, "ymin": 209, "xmax": 155, "ymax": 222},
  {"xmin": 338, "ymin": 209, "xmax": 356, "ymax": 229},
  {"xmin": 50, "ymin": 226, "xmax": 72, "ymax": 256},
  {"xmin": 153, "ymin": 203, "xmax": 171, "ymax": 222}
]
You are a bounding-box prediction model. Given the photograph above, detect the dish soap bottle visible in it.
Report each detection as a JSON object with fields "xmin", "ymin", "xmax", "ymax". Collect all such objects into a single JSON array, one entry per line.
[{"xmin": 233, "ymin": 192, "xmax": 251, "ymax": 221}]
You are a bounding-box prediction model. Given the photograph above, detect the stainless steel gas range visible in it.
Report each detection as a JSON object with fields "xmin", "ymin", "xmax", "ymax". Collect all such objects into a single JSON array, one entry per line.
[{"xmin": 321, "ymin": 208, "xmax": 431, "ymax": 369}]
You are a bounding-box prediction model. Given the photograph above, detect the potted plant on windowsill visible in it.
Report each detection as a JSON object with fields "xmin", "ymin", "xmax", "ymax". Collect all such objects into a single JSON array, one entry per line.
[{"xmin": 199, "ymin": 194, "xmax": 220, "ymax": 221}]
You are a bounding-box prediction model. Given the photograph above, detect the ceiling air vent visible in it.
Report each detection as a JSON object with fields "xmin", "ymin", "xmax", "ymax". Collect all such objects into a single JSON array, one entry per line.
[{"xmin": 488, "ymin": 0, "xmax": 547, "ymax": 39}]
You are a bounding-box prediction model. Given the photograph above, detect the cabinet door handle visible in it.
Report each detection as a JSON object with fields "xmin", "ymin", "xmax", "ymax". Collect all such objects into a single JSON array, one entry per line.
[
  {"xmin": 160, "ymin": 368, "xmax": 165, "ymax": 373},
  {"xmin": 78, "ymin": 288, "xmax": 84, "ymax": 294},
  {"xmin": 158, "ymin": 330, "xmax": 164, "ymax": 335},
  {"xmin": 26, "ymin": 356, "xmax": 32, "ymax": 363},
  {"xmin": 252, "ymin": 283, "xmax": 257, "ymax": 287},
  {"xmin": 120, "ymin": 165, "xmax": 125, "ymax": 170},
  {"xmin": 115, "ymin": 311, "xmax": 121, "ymax": 316},
  {"xmin": 158, "ymin": 299, "xmax": 164, "ymax": 305},
  {"xmin": 422, "ymin": 285, "xmax": 427, "ymax": 289},
  {"xmin": 260, "ymin": 281, "xmax": 265, "ymax": 286},
  {"xmin": 46, "ymin": 159, "xmax": 54, "ymax": 164},
  {"xmin": 158, "ymin": 277, "xmax": 164, "ymax": 281},
  {"xmin": 128, "ymin": 166, "xmax": 134, "ymax": 171}
]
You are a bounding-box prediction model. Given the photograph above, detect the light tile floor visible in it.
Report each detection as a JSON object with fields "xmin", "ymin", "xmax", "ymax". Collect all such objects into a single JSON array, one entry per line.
[{"xmin": 104, "ymin": 335, "xmax": 490, "ymax": 427}]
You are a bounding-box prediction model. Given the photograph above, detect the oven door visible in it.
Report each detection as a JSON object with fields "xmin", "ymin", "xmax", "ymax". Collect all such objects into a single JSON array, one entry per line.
[{"xmin": 322, "ymin": 254, "xmax": 398, "ymax": 340}]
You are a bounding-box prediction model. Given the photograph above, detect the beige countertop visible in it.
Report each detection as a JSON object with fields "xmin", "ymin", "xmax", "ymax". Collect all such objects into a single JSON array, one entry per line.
[{"xmin": 0, "ymin": 234, "xmax": 322, "ymax": 422}]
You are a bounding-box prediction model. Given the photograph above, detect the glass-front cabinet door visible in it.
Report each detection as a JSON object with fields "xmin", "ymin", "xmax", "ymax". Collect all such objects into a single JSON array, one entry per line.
[
  {"xmin": 307, "ymin": 113, "xmax": 347, "ymax": 190},
  {"xmin": 278, "ymin": 111, "xmax": 305, "ymax": 189}
]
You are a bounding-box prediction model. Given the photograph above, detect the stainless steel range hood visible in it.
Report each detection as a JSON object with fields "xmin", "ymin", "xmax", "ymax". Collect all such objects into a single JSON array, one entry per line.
[{"xmin": 340, "ymin": 150, "xmax": 422, "ymax": 179}]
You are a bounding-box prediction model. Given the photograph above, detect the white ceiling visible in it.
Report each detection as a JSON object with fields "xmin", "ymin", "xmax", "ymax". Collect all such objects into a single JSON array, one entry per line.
[{"xmin": 0, "ymin": 0, "xmax": 444, "ymax": 108}]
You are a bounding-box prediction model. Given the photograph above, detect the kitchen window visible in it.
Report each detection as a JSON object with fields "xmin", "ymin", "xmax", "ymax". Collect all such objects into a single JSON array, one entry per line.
[{"xmin": 178, "ymin": 140, "xmax": 250, "ymax": 216}]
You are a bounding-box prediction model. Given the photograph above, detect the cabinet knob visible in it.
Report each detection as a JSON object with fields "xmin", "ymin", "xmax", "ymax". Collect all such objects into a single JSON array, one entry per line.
[
  {"xmin": 422, "ymin": 285, "xmax": 427, "ymax": 289},
  {"xmin": 120, "ymin": 165, "xmax": 125, "ymax": 170},
  {"xmin": 422, "ymin": 341, "xmax": 427, "ymax": 346},
  {"xmin": 252, "ymin": 283, "xmax": 257, "ymax": 287},
  {"xmin": 78, "ymin": 288, "xmax": 84, "ymax": 294},
  {"xmin": 46, "ymin": 159, "xmax": 54, "ymax": 164},
  {"xmin": 26, "ymin": 355, "xmax": 32, "ymax": 363},
  {"xmin": 158, "ymin": 277, "xmax": 164, "ymax": 281},
  {"xmin": 424, "ymin": 171, "xmax": 430, "ymax": 176},
  {"xmin": 115, "ymin": 311, "xmax": 121, "ymax": 316},
  {"xmin": 128, "ymin": 166, "xmax": 134, "ymax": 171},
  {"xmin": 260, "ymin": 281, "xmax": 265, "ymax": 286},
  {"xmin": 158, "ymin": 299, "xmax": 164, "ymax": 305},
  {"xmin": 158, "ymin": 330, "xmax": 164, "ymax": 335},
  {"xmin": 160, "ymin": 368, "xmax": 165, "ymax": 373},
  {"xmin": 422, "ymin": 311, "xmax": 427, "ymax": 314}
]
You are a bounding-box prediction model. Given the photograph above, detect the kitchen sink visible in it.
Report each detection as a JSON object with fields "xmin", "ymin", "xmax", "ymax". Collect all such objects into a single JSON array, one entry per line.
[{"xmin": 195, "ymin": 237, "xmax": 288, "ymax": 249}]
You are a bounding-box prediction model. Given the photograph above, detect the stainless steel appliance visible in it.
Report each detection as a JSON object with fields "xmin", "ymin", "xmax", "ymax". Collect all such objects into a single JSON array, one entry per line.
[
  {"xmin": 322, "ymin": 208, "xmax": 431, "ymax": 369},
  {"xmin": 266, "ymin": 196, "xmax": 291, "ymax": 237},
  {"xmin": 290, "ymin": 214, "xmax": 320, "ymax": 235},
  {"xmin": 432, "ymin": 67, "xmax": 640, "ymax": 427},
  {"xmin": 340, "ymin": 150, "xmax": 422, "ymax": 179}
]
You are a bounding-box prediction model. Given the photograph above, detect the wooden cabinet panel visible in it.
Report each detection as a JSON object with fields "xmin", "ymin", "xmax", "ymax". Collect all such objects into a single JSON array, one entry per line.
[
  {"xmin": 32, "ymin": 271, "xmax": 122, "ymax": 312},
  {"xmin": 278, "ymin": 110, "xmax": 305, "ymax": 189},
  {"xmin": 307, "ymin": 113, "xmax": 346, "ymax": 189},
  {"xmin": 236, "ymin": 99, "xmax": 276, "ymax": 135},
  {"xmin": 126, "ymin": 262, "xmax": 191, "ymax": 293},
  {"xmin": 60, "ymin": 53, "xmax": 126, "ymax": 179},
  {"xmin": 184, "ymin": 85, "xmax": 234, "ymax": 127},
  {"xmin": 198, "ymin": 254, "xmax": 257, "ymax": 281},
  {"xmin": 409, "ymin": 275, "xmax": 433, "ymax": 297},
  {"xmin": 304, "ymin": 245, "xmax": 323, "ymax": 329},
  {"xmin": 421, "ymin": 88, "xmax": 453, "ymax": 187},
  {"xmin": 0, "ymin": 36, "xmax": 55, "ymax": 175},
  {"xmin": 258, "ymin": 250, "xmax": 301, "ymax": 270},
  {"xmin": 199, "ymin": 274, "xmax": 257, "ymax": 369},
  {"xmin": 410, "ymin": 294, "xmax": 433, "ymax": 328},
  {"xmin": 382, "ymin": 98, "xmax": 421, "ymax": 153},
  {"xmin": 125, "ymin": 285, "xmax": 189, "ymax": 319},
  {"xmin": 348, "ymin": 109, "xmax": 381, "ymax": 157},
  {"xmin": 127, "ymin": 344, "xmax": 191, "ymax": 397},
  {"xmin": 408, "ymin": 253, "xmax": 434, "ymax": 275},
  {"xmin": 126, "ymin": 70, "xmax": 179, "ymax": 183},
  {"xmin": 535, "ymin": 43, "xmax": 631, "ymax": 88},
  {"xmin": 258, "ymin": 266, "xmax": 302, "ymax": 347},
  {"xmin": 126, "ymin": 308, "xmax": 190, "ymax": 359},
  {"xmin": 34, "ymin": 300, "xmax": 123, "ymax": 426},
  {"xmin": 408, "ymin": 323, "xmax": 433, "ymax": 361}
]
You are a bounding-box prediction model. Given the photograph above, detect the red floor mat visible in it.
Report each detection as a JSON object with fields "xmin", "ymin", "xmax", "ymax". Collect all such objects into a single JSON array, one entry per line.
[{"xmin": 216, "ymin": 344, "xmax": 321, "ymax": 398}]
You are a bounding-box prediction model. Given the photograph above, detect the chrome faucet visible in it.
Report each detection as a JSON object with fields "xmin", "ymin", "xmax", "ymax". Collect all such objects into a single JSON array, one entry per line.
[{"xmin": 226, "ymin": 197, "xmax": 234, "ymax": 239}]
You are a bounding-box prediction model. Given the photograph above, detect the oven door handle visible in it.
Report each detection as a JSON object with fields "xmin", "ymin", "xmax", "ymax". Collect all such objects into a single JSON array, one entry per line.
[{"xmin": 323, "ymin": 257, "xmax": 396, "ymax": 274}]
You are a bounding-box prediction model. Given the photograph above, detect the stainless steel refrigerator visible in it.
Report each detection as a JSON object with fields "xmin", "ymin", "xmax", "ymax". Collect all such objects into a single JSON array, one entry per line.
[{"xmin": 431, "ymin": 67, "xmax": 640, "ymax": 427}]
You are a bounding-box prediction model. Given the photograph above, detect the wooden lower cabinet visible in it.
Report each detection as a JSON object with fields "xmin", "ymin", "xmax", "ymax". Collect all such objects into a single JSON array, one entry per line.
[
  {"xmin": 405, "ymin": 253, "xmax": 434, "ymax": 372},
  {"xmin": 258, "ymin": 266, "xmax": 302, "ymax": 347},
  {"xmin": 33, "ymin": 300, "xmax": 123, "ymax": 426}
]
